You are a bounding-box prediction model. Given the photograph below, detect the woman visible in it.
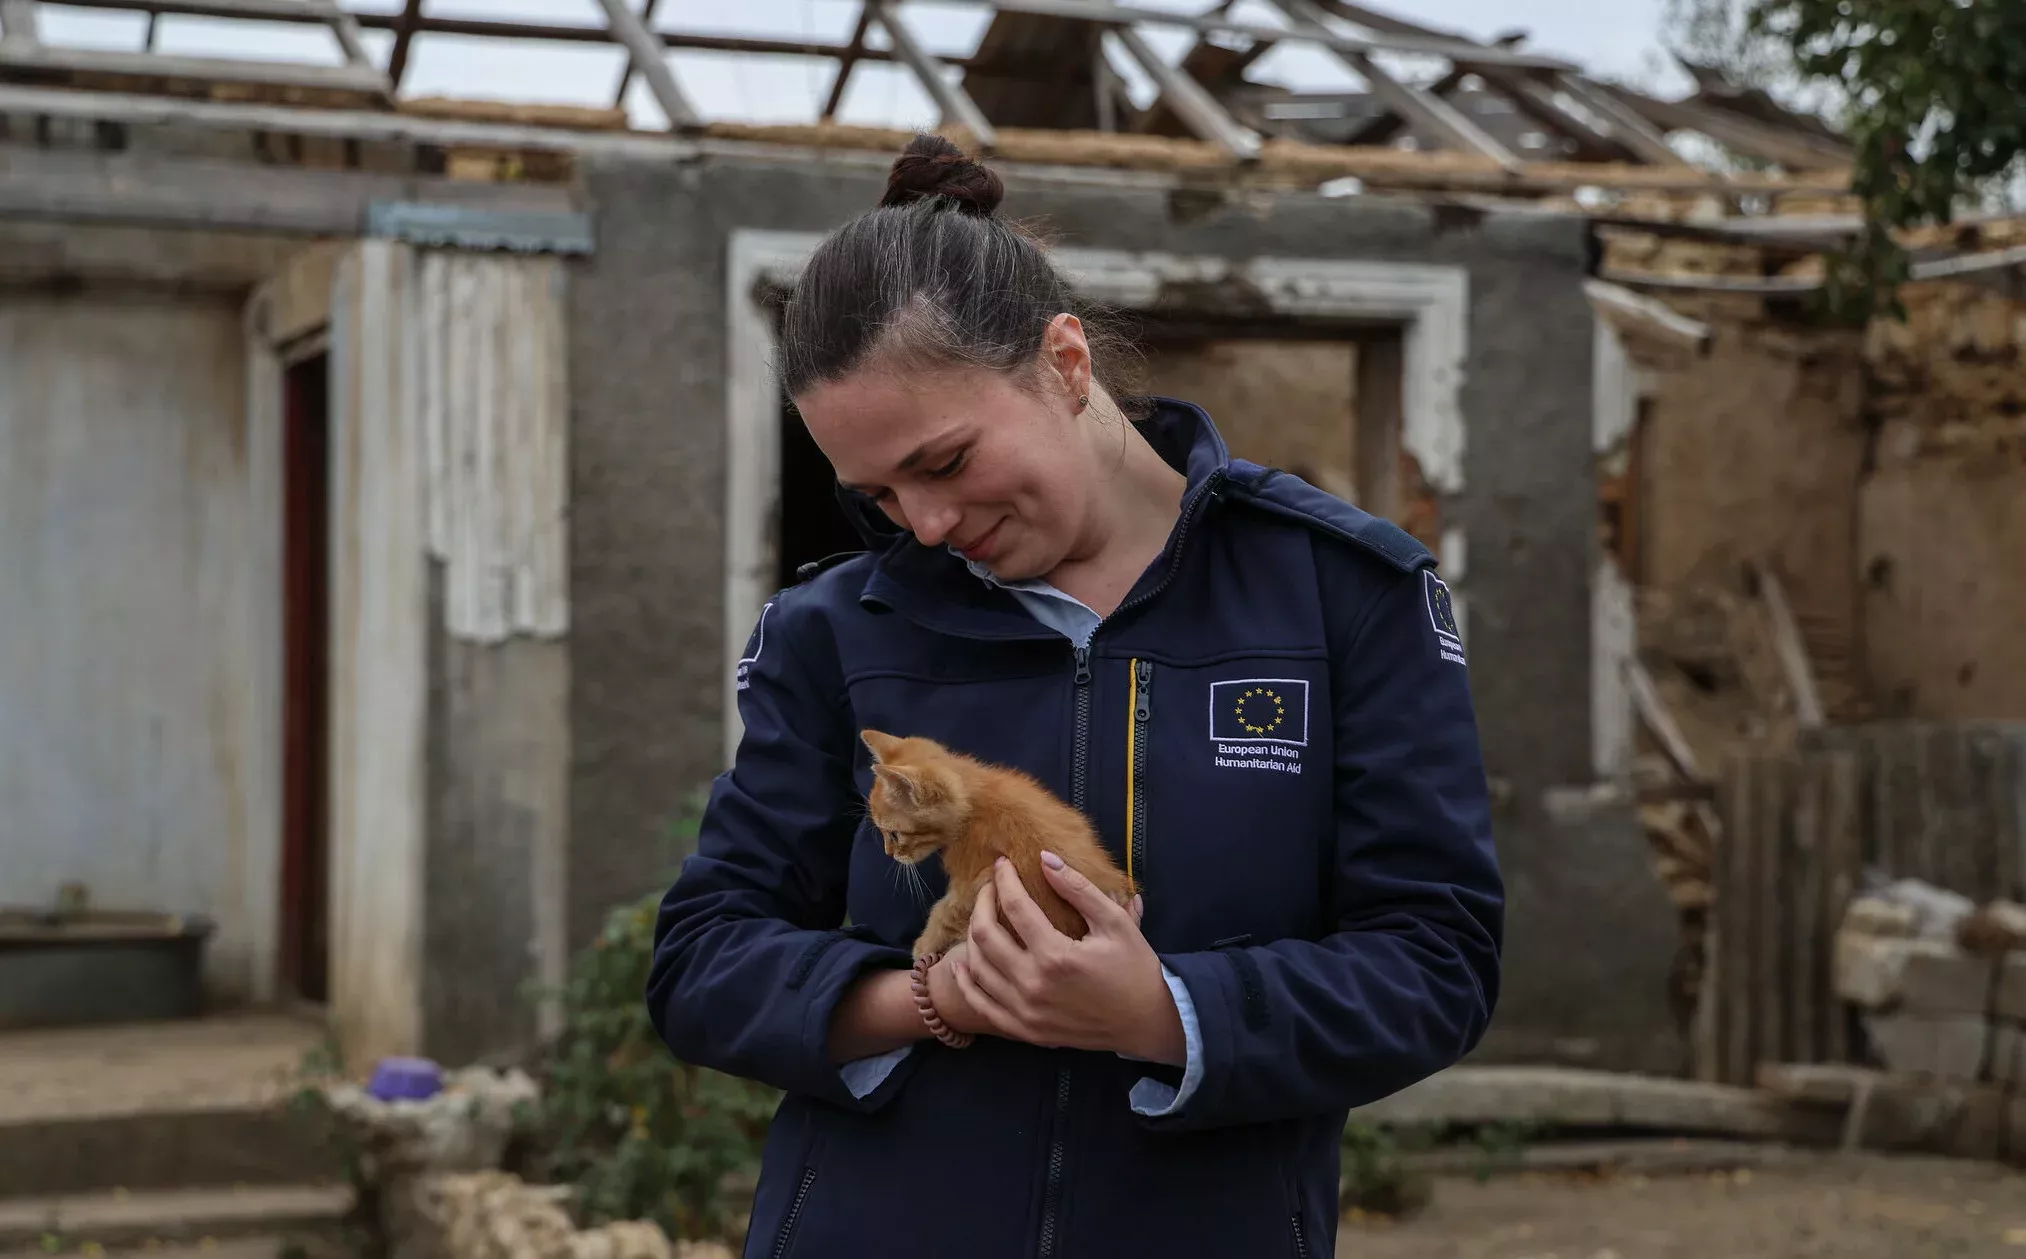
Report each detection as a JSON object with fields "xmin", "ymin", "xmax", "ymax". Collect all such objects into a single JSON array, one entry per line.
[{"xmin": 648, "ymin": 134, "xmax": 1503, "ymax": 1259}]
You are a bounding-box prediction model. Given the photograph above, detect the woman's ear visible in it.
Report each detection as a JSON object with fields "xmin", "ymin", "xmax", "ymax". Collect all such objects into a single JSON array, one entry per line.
[{"xmin": 1041, "ymin": 313, "xmax": 1092, "ymax": 407}]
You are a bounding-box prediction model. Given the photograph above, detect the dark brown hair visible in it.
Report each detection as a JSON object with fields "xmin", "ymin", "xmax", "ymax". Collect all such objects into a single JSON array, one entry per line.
[{"xmin": 779, "ymin": 134, "xmax": 1133, "ymax": 401}]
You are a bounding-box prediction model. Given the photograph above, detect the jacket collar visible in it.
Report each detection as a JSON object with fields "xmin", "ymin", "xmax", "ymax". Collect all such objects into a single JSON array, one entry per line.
[{"xmin": 850, "ymin": 398, "xmax": 1232, "ymax": 640}]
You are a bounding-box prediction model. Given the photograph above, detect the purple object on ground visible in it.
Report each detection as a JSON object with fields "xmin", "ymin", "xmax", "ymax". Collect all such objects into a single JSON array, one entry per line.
[{"xmin": 367, "ymin": 1056, "xmax": 445, "ymax": 1101}]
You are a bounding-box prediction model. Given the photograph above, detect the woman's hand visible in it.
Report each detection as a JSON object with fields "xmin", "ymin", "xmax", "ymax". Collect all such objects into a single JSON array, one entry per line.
[{"xmin": 950, "ymin": 852, "xmax": 1185, "ymax": 1064}]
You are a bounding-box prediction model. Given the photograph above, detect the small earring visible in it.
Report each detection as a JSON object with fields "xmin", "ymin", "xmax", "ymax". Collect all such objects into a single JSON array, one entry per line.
[{"xmin": 1077, "ymin": 393, "xmax": 1090, "ymax": 409}]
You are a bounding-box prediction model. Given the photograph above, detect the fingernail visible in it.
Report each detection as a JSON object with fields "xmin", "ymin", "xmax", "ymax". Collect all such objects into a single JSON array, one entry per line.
[
  {"xmin": 996, "ymin": 856, "xmax": 1010, "ymax": 869},
  {"xmin": 1040, "ymin": 850, "xmax": 1064, "ymax": 870}
]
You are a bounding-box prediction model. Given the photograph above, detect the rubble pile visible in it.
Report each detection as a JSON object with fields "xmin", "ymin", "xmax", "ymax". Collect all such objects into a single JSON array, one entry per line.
[
  {"xmin": 385, "ymin": 1171, "xmax": 732, "ymax": 1259},
  {"xmin": 1834, "ymin": 880, "xmax": 2026, "ymax": 1085}
]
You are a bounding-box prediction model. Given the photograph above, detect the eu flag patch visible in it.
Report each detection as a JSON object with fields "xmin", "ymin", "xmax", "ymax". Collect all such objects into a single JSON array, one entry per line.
[{"xmin": 1209, "ymin": 678, "xmax": 1310, "ymax": 746}]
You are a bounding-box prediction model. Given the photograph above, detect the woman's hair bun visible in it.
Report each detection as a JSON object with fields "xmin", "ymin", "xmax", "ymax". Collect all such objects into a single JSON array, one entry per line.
[{"xmin": 880, "ymin": 133, "xmax": 1004, "ymax": 217}]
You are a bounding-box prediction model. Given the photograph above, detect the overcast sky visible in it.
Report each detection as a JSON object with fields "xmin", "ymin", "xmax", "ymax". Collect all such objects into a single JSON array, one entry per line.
[{"xmin": 36, "ymin": 0, "xmax": 1684, "ymax": 129}]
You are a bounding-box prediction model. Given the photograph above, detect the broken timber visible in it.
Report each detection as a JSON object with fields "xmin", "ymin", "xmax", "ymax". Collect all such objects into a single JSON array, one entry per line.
[{"xmin": 1348, "ymin": 1066, "xmax": 1843, "ymax": 1146}]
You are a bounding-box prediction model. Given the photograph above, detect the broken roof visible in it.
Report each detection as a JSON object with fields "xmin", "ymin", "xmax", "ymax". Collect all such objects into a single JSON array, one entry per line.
[{"xmin": 0, "ymin": 0, "xmax": 1858, "ymax": 202}]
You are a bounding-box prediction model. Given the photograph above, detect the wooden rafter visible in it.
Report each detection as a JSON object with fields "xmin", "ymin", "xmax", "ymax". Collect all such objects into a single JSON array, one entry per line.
[
  {"xmin": 607, "ymin": 0, "xmax": 660, "ymax": 106},
  {"xmin": 1112, "ymin": 23, "xmax": 1257, "ymax": 160},
  {"xmin": 871, "ymin": 0, "xmax": 997, "ymax": 151},
  {"xmin": 821, "ymin": 5, "xmax": 875, "ymax": 121},
  {"xmin": 590, "ymin": 0, "xmax": 699, "ymax": 131},
  {"xmin": 385, "ymin": 0, "xmax": 425, "ymax": 86}
]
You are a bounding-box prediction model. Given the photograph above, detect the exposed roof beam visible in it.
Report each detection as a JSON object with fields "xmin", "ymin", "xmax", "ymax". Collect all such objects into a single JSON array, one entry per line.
[
  {"xmin": 386, "ymin": 0, "xmax": 425, "ymax": 86},
  {"xmin": 0, "ymin": 39, "xmax": 387, "ymax": 94},
  {"xmin": 1584, "ymin": 278, "xmax": 1713, "ymax": 355},
  {"xmin": 871, "ymin": 0, "xmax": 997, "ymax": 152},
  {"xmin": 1554, "ymin": 73, "xmax": 1686, "ymax": 166},
  {"xmin": 0, "ymin": 0, "xmax": 40, "ymax": 47},
  {"xmin": 1263, "ymin": 0, "xmax": 1517, "ymax": 165},
  {"xmin": 589, "ymin": 0, "xmax": 700, "ymax": 131},
  {"xmin": 911, "ymin": 0, "xmax": 1577, "ymax": 71},
  {"xmin": 1111, "ymin": 23, "xmax": 1258, "ymax": 160},
  {"xmin": 1604, "ymin": 83, "xmax": 1852, "ymax": 171},
  {"xmin": 609, "ymin": 0, "xmax": 661, "ymax": 106},
  {"xmin": 821, "ymin": 4, "xmax": 874, "ymax": 121}
]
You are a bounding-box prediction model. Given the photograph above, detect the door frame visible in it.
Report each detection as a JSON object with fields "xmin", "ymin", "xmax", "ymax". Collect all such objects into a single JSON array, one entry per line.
[{"xmin": 722, "ymin": 229, "xmax": 1473, "ymax": 763}]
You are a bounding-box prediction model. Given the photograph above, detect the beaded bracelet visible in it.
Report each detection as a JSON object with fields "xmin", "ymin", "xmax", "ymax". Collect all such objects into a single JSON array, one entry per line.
[{"xmin": 910, "ymin": 952, "xmax": 974, "ymax": 1049}]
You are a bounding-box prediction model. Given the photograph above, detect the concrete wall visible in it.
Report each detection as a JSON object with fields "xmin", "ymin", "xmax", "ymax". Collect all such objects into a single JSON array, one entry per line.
[
  {"xmin": 565, "ymin": 154, "xmax": 1677, "ymax": 1070},
  {"xmin": 0, "ymin": 287, "xmax": 265, "ymax": 999}
]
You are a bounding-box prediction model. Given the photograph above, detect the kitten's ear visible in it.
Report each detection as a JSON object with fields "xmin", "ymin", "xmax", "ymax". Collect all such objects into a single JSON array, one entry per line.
[
  {"xmin": 861, "ymin": 729, "xmax": 902, "ymax": 763},
  {"xmin": 871, "ymin": 763, "xmax": 919, "ymax": 808}
]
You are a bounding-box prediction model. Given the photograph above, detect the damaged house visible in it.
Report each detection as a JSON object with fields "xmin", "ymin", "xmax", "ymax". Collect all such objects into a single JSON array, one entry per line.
[{"xmin": 1, "ymin": 0, "xmax": 1965, "ymax": 1081}]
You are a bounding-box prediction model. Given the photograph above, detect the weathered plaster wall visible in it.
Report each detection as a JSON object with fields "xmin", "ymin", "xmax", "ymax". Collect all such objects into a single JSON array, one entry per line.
[
  {"xmin": 567, "ymin": 154, "xmax": 1675, "ymax": 1069},
  {"xmin": 1862, "ymin": 280, "xmax": 2026, "ymax": 721},
  {"xmin": 1641, "ymin": 321, "xmax": 1869, "ymax": 641},
  {"xmin": 0, "ymin": 288, "xmax": 266, "ymax": 1000}
]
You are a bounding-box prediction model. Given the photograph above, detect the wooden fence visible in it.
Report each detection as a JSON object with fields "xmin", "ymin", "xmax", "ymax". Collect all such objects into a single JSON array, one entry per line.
[{"xmin": 1704, "ymin": 722, "xmax": 2026, "ymax": 1085}]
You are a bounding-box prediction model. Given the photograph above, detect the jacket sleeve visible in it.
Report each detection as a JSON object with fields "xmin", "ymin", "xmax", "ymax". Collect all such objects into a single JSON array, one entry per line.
[
  {"xmin": 646, "ymin": 594, "xmax": 918, "ymax": 1111},
  {"xmin": 1150, "ymin": 552, "xmax": 1504, "ymax": 1132}
]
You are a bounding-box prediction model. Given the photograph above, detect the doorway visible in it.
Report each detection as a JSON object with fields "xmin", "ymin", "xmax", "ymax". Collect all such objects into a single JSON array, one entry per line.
[
  {"xmin": 775, "ymin": 398, "xmax": 867, "ymax": 592},
  {"xmin": 279, "ymin": 350, "xmax": 330, "ymax": 1005}
]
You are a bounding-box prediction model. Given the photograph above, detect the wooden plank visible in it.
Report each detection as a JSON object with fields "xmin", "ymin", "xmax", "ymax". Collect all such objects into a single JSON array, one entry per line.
[
  {"xmin": 1821, "ymin": 747, "xmax": 1858, "ymax": 1063},
  {"xmin": 0, "ymin": 0, "xmax": 40, "ymax": 47},
  {"xmin": 1262, "ymin": 0, "xmax": 1518, "ymax": 164},
  {"xmin": 0, "ymin": 41, "xmax": 387, "ymax": 93},
  {"xmin": 1583, "ymin": 278, "xmax": 1713, "ymax": 355},
  {"xmin": 1603, "ymin": 83, "xmax": 1853, "ymax": 170},
  {"xmin": 1111, "ymin": 24, "xmax": 1256, "ymax": 160},
  {"xmin": 1554, "ymin": 73, "xmax": 1685, "ymax": 166},
  {"xmin": 1348, "ymin": 1065, "xmax": 1842, "ymax": 1145},
  {"xmin": 819, "ymin": 3, "xmax": 873, "ymax": 121},
  {"xmin": 1791, "ymin": 751, "xmax": 1824, "ymax": 1062},
  {"xmin": 1341, "ymin": 48, "xmax": 1519, "ymax": 166},
  {"xmin": 1754, "ymin": 563, "xmax": 1825, "ymax": 731},
  {"xmin": 929, "ymin": 0, "xmax": 1577, "ymax": 71},
  {"xmin": 1626, "ymin": 657, "xmax": 1704, "ymax": 783},
  {"xmin": 871, "ymin": 0, "xmax": 999, "ymax": 152},
  {"xmin": 2000, "ymin": 731, "xmax": 2026, "ymax": 903},
  {"xmin": 1718, "ymin": 754, "xmax": 1755, "ymax": 1084},
  {"xmin": 588, "ymin": 0, "xmax": 700, "ymax": 132},
  {"xmin": 385, "ymin": 0, "xmax": 425, "ymax": 87},
  {"xmin": 322, "ymin": 1, "xmax": 376, "ymax": 75},
  {"xmin": 1756, "ymin": 755, "xmax": 1790, "ymax": 1072}
]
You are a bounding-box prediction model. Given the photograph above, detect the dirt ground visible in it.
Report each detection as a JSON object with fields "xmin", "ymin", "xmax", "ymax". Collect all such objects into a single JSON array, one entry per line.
[{"xmin": 1339, "ymin": 1152, "xmax": 2026, "ymax": 1258}]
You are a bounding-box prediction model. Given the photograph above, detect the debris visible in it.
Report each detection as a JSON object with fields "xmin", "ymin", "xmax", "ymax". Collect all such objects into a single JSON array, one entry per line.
[
  {"xmin": 1833, "ymin": 934, "xmax": 1990, "ymax": 1014},
  {"xmin": 1844, "ymin": 896, "xmax": 1920, "ymax": 939},
  {"xmin": 1961, "ymin": 902, "xmax": 2026, "ymax": 959},
  {"xmin": 1347, "ymin": 1067, "xmax": 1841, "ymax": 1145}
]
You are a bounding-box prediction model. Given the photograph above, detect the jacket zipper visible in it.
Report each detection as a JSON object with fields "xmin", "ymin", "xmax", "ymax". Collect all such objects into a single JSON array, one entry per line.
[
  {"xmin": 1039, "ymin": 645, "xmax": 1092, "ymax": 1259},
  {"xmin": 1040, "ymin": 473, "xmax": 1221, "ymax": 1259},
  {"xmin": 771, "ymin": 1168, "xmax": 816, "ymax": 1259},
  {"xmin": 1290, "ymin": 1212, "xmax": 1311, "ymax": 1259},
  {"xmin": 1126, "ymin": 658, "xmax": 1152, "ymax": 887}
]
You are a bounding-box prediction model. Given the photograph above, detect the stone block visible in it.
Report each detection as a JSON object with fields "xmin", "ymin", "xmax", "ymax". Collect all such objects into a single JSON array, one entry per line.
[
  {"xmin": 1862, "ymin": 1012, "xmax": 1989, "ymax": 1081},
  {"xmin": 1835, "ymin": 934, "xmax": 1993, "ymax": 1014},
  {"xmin": 1843, "ymin": 896, "xmax": 1919, "ymax": 939},
  {"xmin": 1959, "ymin": 900, "xmax": 2026, "ymax": 958}
]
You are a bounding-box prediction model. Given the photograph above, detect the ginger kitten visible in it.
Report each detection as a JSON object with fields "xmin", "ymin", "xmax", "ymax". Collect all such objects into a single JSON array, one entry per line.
[{"xmin": 862, "ymin": 729, "xmax": 1138, "ymax": 960}]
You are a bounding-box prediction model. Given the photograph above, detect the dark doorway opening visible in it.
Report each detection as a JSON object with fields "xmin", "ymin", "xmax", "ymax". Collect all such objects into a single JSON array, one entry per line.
[
  {"xmin": 775, "ymin": 399, "xmax": 866, "ymax": 592},
  {"xmin": 279, "ymin": 351, "xmax": 331, "ymax": 1005}
]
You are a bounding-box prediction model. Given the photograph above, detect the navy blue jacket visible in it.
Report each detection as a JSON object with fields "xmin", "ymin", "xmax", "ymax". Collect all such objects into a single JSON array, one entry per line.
[{"xmin": 648, "ymin": 401, "xmax": 1502, "ymax": 1259}]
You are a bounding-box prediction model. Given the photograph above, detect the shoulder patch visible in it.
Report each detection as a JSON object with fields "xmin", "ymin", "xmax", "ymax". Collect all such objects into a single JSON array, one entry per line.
[
  {"xmin": 735, "ymin": 601, "xmax": 773, "ymax": 692},
  {"xmin": 1223, "ymin": 461, "xmax": 1434, "ymax": 573},
  {"xmin": 1424, "ymin": 570, "xmax": 1467, "ymax": 667}
]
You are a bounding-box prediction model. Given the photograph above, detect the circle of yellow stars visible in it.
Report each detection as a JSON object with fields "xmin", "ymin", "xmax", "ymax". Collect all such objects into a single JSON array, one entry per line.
[{"xmin": 1234, "ymin": 686, "xmax": 1286, "ymax": 735}]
